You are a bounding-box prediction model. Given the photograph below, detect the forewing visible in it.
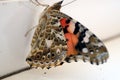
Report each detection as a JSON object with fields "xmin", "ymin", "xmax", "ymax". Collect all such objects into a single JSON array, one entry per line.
[{"xmin": 54, "ymin": 11, "xmax": 109, "ymax": 65}]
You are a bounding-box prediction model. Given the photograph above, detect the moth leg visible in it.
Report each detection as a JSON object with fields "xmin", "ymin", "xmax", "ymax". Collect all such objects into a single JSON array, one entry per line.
[
  {"xmin": 25, "ymin": 25, "xmax": 38, "ymax": 37},
  {"xmin": 30, "ymin": 0, "xmax": 49, "ymax": 8}
]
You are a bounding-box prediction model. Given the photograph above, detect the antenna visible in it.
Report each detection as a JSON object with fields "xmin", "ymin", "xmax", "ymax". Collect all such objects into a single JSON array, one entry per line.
[
  {"xmin": 30, "ymin": 0, "xmax": 49, "ymax": 7},
  {"xmin": 62, "ymin": 0, "xmax": 77, "ymax": 7}
]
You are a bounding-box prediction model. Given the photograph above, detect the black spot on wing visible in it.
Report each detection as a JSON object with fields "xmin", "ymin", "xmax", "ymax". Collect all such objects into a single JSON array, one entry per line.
[
  {"xmin": 51, "ymin": 19, "xmax": 58, "ymax": 25},
  {"xmin": 63, "ymin": 25, "xmax": 69, "ymax": 33},
  {"xmin": 78, "ymin": 28, "xmax": 88, "ymax": 41},
  {"xmin": 74, "ymin": 22, "xmax": 80, "ymax": 34},
  {"xmin": 60, "ymin": 62, "xmax": 64, "ymax": 65},
  {"xmin": 75, "ymin": 42, "xmax": 86, "ymax": 51},
  {"xmin": 66, "ymin": 19, "xmax": 71, "ymax": 24},
  {"xmin": 59, "ymin": 25, "xmax": 61, "ymax": 28},
  {"xmin": 57, "ymin": 17, "xmax": 61, "ymax": 19},
  {"xmin": 26, "ymin": 58, "xmax": 32, "ymax": 61},
  {"xmin": 65, "ymin": 57, "xmax": 70, "ymax": 63},
  {"xmin": 66, "ymin": 39, "xmax": 69, "ymax": 41}
]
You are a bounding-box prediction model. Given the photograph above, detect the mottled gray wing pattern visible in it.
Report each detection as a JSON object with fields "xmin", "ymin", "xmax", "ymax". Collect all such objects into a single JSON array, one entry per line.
[{"xmin": 26, "ymin": 10, "xmax": 68, "ymax": 69}]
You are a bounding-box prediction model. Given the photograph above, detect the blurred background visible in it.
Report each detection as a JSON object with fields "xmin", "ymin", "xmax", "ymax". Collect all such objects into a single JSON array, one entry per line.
[{"xmin": 0, "ymin": 0, "xmax": 120, "ymax": 80}]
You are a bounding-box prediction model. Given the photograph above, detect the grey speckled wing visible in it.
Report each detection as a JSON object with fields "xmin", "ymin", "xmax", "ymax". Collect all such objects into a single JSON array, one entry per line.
[{"xmin": 26, "ymin": 1, "xmax": 68, "ymax": 69}]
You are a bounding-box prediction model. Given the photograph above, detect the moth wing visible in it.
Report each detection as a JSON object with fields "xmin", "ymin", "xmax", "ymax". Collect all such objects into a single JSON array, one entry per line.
[
  {"xmin": 54, "ymin": 11, "xmax": 109, "ymax": 65},
  {"xmin": 26, "ymin": 10, "xmax": 68, "ymax": 69}
]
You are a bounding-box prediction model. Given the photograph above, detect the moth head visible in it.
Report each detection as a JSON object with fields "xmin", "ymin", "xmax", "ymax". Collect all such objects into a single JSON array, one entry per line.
[{"xmin": 49, "ymin": 0, "xmax": 63, "ymax": 10}]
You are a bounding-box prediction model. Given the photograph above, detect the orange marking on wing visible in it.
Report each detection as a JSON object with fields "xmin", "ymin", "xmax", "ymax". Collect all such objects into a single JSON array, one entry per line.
[
  {"xmin": 65, "ymin": 33, "xmax": 79, "ymax": 56},
  {"xmin": 60, "ymin": 18, "xmax": 68, "ymax": 28}
]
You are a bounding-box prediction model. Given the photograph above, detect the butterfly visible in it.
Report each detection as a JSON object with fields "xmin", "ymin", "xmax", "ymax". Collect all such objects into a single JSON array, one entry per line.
[{"xmin": 26, "ymin": 0, "xmax": 109, "ymax": 69}]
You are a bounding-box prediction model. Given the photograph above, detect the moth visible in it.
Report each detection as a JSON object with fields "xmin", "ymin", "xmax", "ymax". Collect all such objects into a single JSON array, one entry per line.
[{"xmin": 26, "ymin": 0, "xmax": 109, "ymax": 69}]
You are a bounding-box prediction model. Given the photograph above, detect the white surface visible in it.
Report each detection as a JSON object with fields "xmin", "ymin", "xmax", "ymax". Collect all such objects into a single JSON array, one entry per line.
[
  {"xmin": 0, "ymin": 1, "xmax": 35, "ymax": 76},
  {"xmin": 0, "ymin": 0, "xmax": 120, "ymax": 79}
]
